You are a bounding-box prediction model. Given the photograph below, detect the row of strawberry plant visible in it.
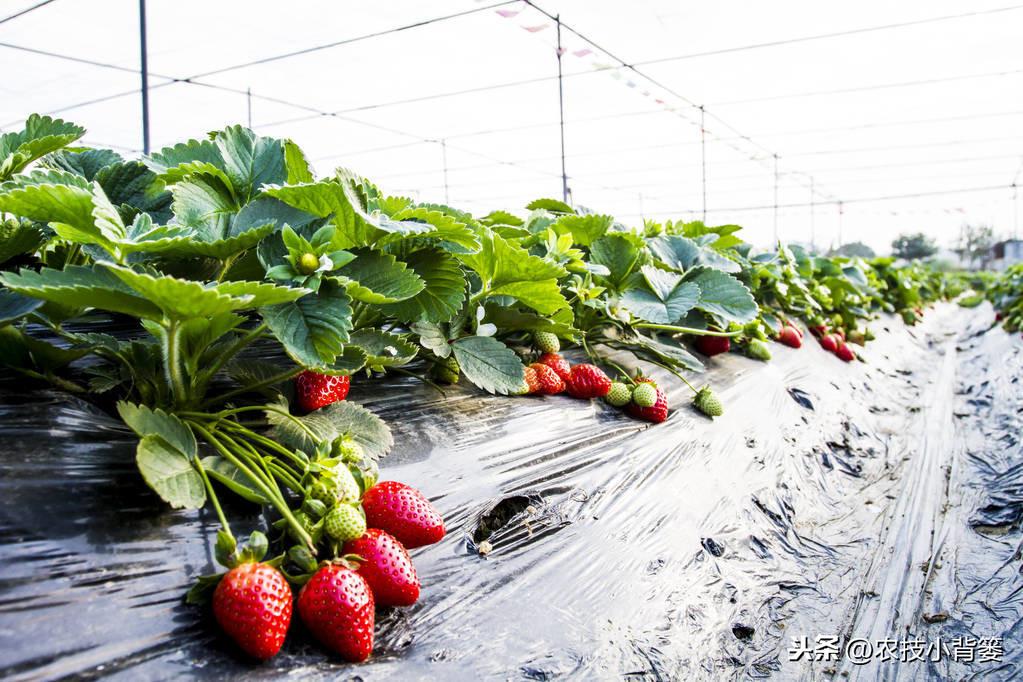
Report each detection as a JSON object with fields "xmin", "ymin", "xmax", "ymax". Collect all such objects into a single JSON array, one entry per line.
[{"xmin": 0, "ymin": 114, "xmax": 961, "ymax": 663}]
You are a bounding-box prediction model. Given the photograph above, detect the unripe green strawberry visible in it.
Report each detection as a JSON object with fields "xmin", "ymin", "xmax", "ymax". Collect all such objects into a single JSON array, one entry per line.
[
  {"xmin": 694, "ymin": 387, "xmax": 723, "ymax": 417},
  {"xmin": 632, "ymin": 382, "xmax": 658, "ymax": 408},
  {"xmin": 604, "ymin": 381, "xmax": 632, "ymax": 407},
  {"xmin": 429, "ymin": 355, "xmax": 460, "ymax": 384},
  {"xmin": 332, "ymin": 434, "xmax": 363, "ymax": 463},
  {"xmin": 308, "ymin": 480, "xmax": 335, "ymax": 506},
  {"xmin": 334, "ymin": 466, "xmax": 361, "ymax": 504},
  {"xmin": 746, "ymin": 339, "xmax": 772, "ymax": 362},
  {"xmin": 743, "ymin": 320, "xmax": 768, "ymax": 342},
  {"xmin": 324, "ymin": 504, "xmax": 366, "ymax": 541},
  {"xmin": 298, "ymin": 252, "xmax": 320, "ymax": 275},
  {"xmin": 533, "ymin": 331, "xmax": 560, "ymax": 354}
]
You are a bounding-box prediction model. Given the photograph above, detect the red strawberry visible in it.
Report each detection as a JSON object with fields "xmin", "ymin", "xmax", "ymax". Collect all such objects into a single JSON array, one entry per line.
[
  {"xmin": 777, "ymin": 325, "xmax": 802, "ymax": 348},
  {"xmin": 538, "ymin": 352, "xmax": 571, "ymax": 381},
  {"xmin": 833, "ymin": 329, "xmax": 846, "ymax": 343},
  {"xmin": 811, "ymin": 324, "xmax": 828, "ymax": 337},
  {"xmin": 528, "ymin": 363, "xmax": 565, "ymax": 395},
  {"xmin": 818, "ymin": 334, "xmax": 838, "ymax": 353},
  {"xmin": 523, "ymin": 365, "xmax": 541, "ymax": 394},
  {"xmin": 565, "ymin": 363, "xmax": 612, "ymax": 398},
  {"xmin": 298, "ymin": 563, "xmax": 374, "ymax": 662},
  {"xmin": 343, "ymin": 529, "xmax": 420, "ymax": 606},
  {"xmin": 695, "ymin": 335, "xmax": 731, "ymax": 356},
  {"xmin": 361, "ymin": 481, "xmax": 445, "ymax": 549},
  {"xmin": 627, "ymin": 380, "xmax": 669, "ymax": 423},
  {"xmin": 295, "ymin": 371, "xmax": 350, "ymax": 412},
  {"xmin": 995, "ymin": 311, "xmax": 1003, "ymax": 321},
  {"xmin": 835, "ymin": 341, "xmax": 856, "ymax": 363},
  {"xmin": 213, "ymin": 562, "xmax": 292, "ymax": 660}
]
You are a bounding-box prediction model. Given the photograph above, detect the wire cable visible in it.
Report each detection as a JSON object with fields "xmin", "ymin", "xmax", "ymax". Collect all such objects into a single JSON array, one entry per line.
[{"xmin": 0, "ymin": 0, "xmax": 58, "ymax": 26}]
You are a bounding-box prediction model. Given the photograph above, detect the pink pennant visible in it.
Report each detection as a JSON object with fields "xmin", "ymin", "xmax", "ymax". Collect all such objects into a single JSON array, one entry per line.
[
  {"xmin": 495, "ymin": 8, "xmax": 520, "ymax": 17},
  {"xmin": 556, "ymin": 47, "xmax": 567, "ymax": 56},
  {"xmin": 572, "ymin": 48, "xmax": 593, "ymax": 57},
  {"xmin": 522, "ymin": 23, "xmax": 549, "ymax": 32}
]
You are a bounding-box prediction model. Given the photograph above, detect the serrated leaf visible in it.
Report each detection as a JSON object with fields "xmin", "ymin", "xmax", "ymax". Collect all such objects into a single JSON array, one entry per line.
[
  {"xmin": 104, "ymin": 264, "xmax": 255, "ymax": 319},
  {"xmin": 210, "ymin": 280, "xmax": 310, "ymax": 306},
  {"xmin": 451, "ymin": 335, "xmax": 524, "ymax": 395},
  {"xmin": 0, "ymin": 219, "xmax": 44, "ymax": 265},
  {"xmin": 621, "ymin": 265, "xmax": 701, "ymax": 324},
  {"xmin": 267, "ymin": 398, "xmax": 393, "ymax": 462},
  {"xmin": 684, "ymin": 266, "xmax": 758, "ymax": 324},
  {"xmin": 525, "ymin": 198, "xmax": 574, "ymax": 214},
  {"xmin": 0, "ymin": 289, "xmax": 42, "ymax": 325},
  {"xmin": 481, "ymin": 210, "xmax": 524, "ymax": 227},
  {"xmin": 136, "ymin": 435, "xmax": 205, "ymax": 510},
  {"xmin": 215, "ymin": 125, "xmax": 287, "ymax": 201},
  {"xmin": 0, "ymin": 114, "xmax": 86, "ymax": 181},
  {"xmin": 379, "ymin": 247, "xmax": 466, "ymax": 323},
  {"xmin": 481, "ymin": 303, "xmax": 579, "ymax": 340},
  {"xmin": 117, "ymin": 402, "xmax": 197, "ymax": 458},
  {"xmin": 552, "ymin": 213, "xmax": 612, "ymax": 246},
  {"xmin": 649, "ymin": 235, "xmax": 741, "ymax": 274},
  {"xmin": 43, "ymin": 148, "xmax": 122, "ymax": 180},
  {"xmin": 201, "ymin": 455, "xmax": 269, "ymax": 504},
  {"xmin": 0, "ymin": 170, "xmax": 100, "ymax": 242},
  {"xmin": 590, "ymin": 233, "xmax": 646, "ymax": 290},
  {"xmin": 260, "ymin": 280, "xmax": 352, "ymax": 367},
  {"xmin": 0, "ymin": 265, "xmax": 162, "ymax": 319},
  {"xmin": 145, "ymin": 138, "xmax": 226, "ymax": 184},
  {"xmin": 411, "ymin": 320, "xmax": 450, "ymax": 358},
  {"xmin": 458, "ymin": 230, "xmax": 567, "ymax": 314},
  {"xmin": 336, "ymin": 248, "xmax": 425, "ymax": 304},
  {"xmin": 349, "ymin": 329, "xmax": 418, "ymax": 370},
  {"xmin": 284, "ymin": 139, "xmax": 314, "ymax": 184},
  {"xmin": 386, "ymin": 206, "xmax": 481, "ymax": 253}
]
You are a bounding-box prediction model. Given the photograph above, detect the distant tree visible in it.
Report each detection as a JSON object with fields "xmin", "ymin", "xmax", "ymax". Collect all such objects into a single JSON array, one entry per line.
[
  {"xmin": 831, "ymin": 241, "xmax": 876, "ymax": 258},
  {"xmin": 891, "ymin": 232, "xmax": 938, "ymax": 261},
  {"xmin": 954, "ymin": 223, "xmax": 995, "ymax": 270}
]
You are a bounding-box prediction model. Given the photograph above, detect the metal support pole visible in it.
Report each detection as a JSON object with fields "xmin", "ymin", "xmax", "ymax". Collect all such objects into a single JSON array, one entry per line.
[
  {"xmin": 772, "ymin": 154, "xmax": 779, "ymax": 244},
  {"xmin": 440, "ymin": 139, "xmax": 450, "ymax": 205},
  {"xmin": 138, "ymin": 0, "xmax": 150, "ymax": 154},
  {"xmin": 246, "ymin": 87, "xmax": 252, "ymax": 128},
  {"xmin": 700, "ymin": 105, "xmax": 707, "ymax": 223},
  {"xmin": 1013, "ymin": 183, "xmax": 1018, "ymax": 239},
  {"xmin": 556, "ymin": 15, "xmax": 568, "ymax": 204}
]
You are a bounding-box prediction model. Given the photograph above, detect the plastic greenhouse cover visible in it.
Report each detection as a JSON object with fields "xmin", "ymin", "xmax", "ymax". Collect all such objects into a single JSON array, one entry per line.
[{"xmin": 0, "ymin": 302, "xmax": 1021, "ymax": 680}]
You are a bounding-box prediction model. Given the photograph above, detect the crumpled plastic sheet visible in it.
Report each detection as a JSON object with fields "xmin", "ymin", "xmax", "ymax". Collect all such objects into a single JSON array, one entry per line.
[{"xmin": 0, "ymin": 303, "xmax": 1020, "ymax": 681}]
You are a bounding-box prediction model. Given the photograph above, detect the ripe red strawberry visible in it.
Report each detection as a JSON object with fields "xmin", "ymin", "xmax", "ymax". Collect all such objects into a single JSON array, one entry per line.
[
  {"xmin": 528, "ymin": 362, "xmax": 565, "ymax": 395},
  {"xmin": 343, "ymin": 529, "xmax": 420, "ymax": 606},
  {"xmin": 995, "ymin": 311, "xmax": 1004, "ymax": 321},
  {"xmin": 295, "ymin": 371, "xmax": 350, "ymax": 412},
  {"xmin": 213, "ymin": 562, "xmax": 292, "ymax": 660},
  {"xmin": 811, "ymin": 324, "xmax": 828, "ymax": 337},
  {"xmin": 538, "ymin": 352, "xmax": 571, "ymax": 381},
  {"xmin": 298, "ymin": 564, "xmax": 374, "ymax": 662},
  {"xmin": 523, "ymin": 365, "xmax": 541, "ymax": 394},
  {"xmin": 694, "ymin": 335, "xmax": 731, "ymax": 356},
  {"xmin": 361, "ymin": 481, "xmax": 445, "ymax": 549},
  {"xmin": 565, "ymin": 363, "xmax": 612, "ymax": 398},
  {"xmin": 835, "ymin": 341, "xmax": 856, "ymax": 363},
  {"xmin": 818, "ymin": 334, "xmax": 838, "ymax": 353},
  {"xmin": 777, "ymin": 325, "xmax": 802, "ymax": 348},
  {"xmin": 626, "ymin": 380, "xmax": 669, "ymax": 423}
]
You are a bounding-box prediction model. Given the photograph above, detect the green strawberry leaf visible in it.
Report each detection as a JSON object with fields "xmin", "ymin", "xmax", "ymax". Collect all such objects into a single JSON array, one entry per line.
[
  {"xmin": 551, "ymin": 213, "xmax": 612, "ymax": 246},
  {"xmin": 284, "ymin": 139, "xmax": 314, "ymax": 184},
  {"xmin": 215, "ymin": 125, "xmax": 287, "ymax": 202},
  {"xmin": 386, "ymin": 206, "xmax": 481, "ymax": 253},
  {"xmin": 42, "ymin": 148, "xmax": 122, "ymax": 180},
  {"xmin": 349, "ymin": 329, "xmax": 418, "ymax": 371},
  {"xmin": 260, "ymin": 280, "xmax": 352, "ymax": 368},
  {"xmin": 411, "ymin": 320, "xmax": 451, "ymax": 358},
  {"xmin": 458, "ymin": 229, "xmax": 568, "ymax": 314},
  {"xmin": 0, "ymin": 289, "xmax": 42, "ymax": 326},
  {"xmin": 103, "ymin": 264, "xmax": 256, "ymax": 319},
  {"xmin": 590, "ymin": 233, "xmax": 646, "ymax": 291},
  {"xmin": 450, "ymin": 335, "xmax": 524, "ymax": 395},
  {"xmin": 482, "ymin": 303, "xmax": 579, "ymax": 340},
  {"xmin": 480, "ymin": 210, "xmax": 524, "ymax": 227},
  {"xmin": 621, "ymin": 265, "xmax": 701, "ymax": 324},
  {"xmin": 649, "ymin": 234, "xmax": 741, "ymax": 274},
  {"xmin": 379, "ymin": 247, "xmax": 465, "ymax": 323},
  {"xmin": 0, "ymin": 265, "xmax": 162, "ymax": 320},
  {"xmin": 0, "ymin": 114, "xmax": 86, "ymax": 181},
  {"xmin": 525, "ymin": 198, "xmax": 575, "ymax": 214},
  {"xmin": 0, "ymin": 219, "xmax": 44, "ymax": 265},
  {"xmin": 684, "ymin": 266, "xmax": 758, "ymax": 324},
  {"xmin": 336, "ymin": 248, "xmax": 425, "ymax": 304},
  {"xmin": 266, "ymin": 396, "xmax": 393, "ymax": 463},
  {"xmin": 117, "ymin": 402, "xmax": 197, "ymax": 458},
  {"xmin": 135, "ymin": 435, "xmax": 206, "ymax": 510}
]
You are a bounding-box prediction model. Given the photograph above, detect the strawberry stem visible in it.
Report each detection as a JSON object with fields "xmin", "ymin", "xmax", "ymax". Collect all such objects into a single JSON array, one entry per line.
[
  {"xmin": 633, "ymin": 323, "xmax": 742, "ymax": 337},
  {"xmin": 194, "ymin": 456, "xmax": 233, "ymax": 540}
]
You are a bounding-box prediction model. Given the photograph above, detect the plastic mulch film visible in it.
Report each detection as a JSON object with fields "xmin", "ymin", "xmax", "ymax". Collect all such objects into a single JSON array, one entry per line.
[{"xmin": 0, "ymin": 303, "xmax": 1020, "ymax": 680}]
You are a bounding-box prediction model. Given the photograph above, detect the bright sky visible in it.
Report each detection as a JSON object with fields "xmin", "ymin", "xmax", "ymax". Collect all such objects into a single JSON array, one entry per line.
[{"xmin": 1, "ymin": 0, "xmax": 1021, "ymax": 253}]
